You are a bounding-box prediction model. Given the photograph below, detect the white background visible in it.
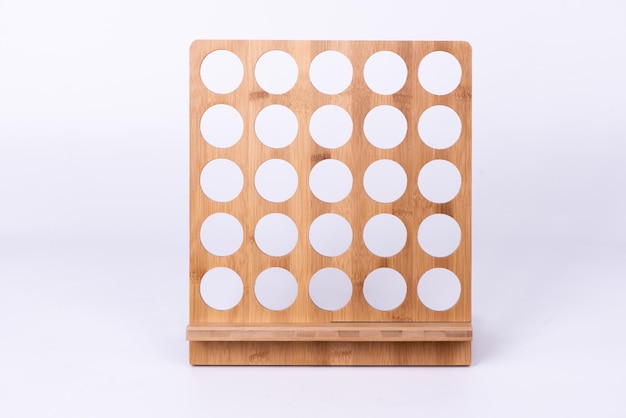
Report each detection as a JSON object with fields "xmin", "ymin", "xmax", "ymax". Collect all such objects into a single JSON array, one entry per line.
[{"xmin": 1, "ymin": 0, "xmax": 625, "ymax": 416}]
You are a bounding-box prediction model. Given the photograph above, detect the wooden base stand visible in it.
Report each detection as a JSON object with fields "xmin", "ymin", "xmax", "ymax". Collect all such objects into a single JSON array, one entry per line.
[{"xmin": 187, "ymin": 323, "xmax": 471, "ymax": 365}]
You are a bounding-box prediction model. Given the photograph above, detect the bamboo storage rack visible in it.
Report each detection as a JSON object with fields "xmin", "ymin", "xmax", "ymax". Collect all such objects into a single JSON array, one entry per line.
[{"xmin": 188, "ymin": 40, "xmax": 472, "ymax": 365}]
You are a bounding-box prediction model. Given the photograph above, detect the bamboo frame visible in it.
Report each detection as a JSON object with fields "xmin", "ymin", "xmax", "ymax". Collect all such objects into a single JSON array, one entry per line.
[{"xmin": 188, "ymin": 40, "xmax": 472, "ymax": 365}]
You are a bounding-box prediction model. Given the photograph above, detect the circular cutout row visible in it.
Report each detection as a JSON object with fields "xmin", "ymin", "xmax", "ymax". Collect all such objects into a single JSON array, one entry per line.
[
  {"xmin": 200, "ymin": 49, "xmax": 462, "ymax": 96},
  {"xmin": 200, "ymin": 213, "xmax": 461, "ymax": 258},
  {"xmin": 200, "ymin": 103, "xmax": 461, "ymax": 150},
  {"xmin": 200, "ymin": 266, "xmax": 461, "ymax": 312},
  {"xmin": 201, "ymin": 157, "xmax": 461, "ymax": 205}
]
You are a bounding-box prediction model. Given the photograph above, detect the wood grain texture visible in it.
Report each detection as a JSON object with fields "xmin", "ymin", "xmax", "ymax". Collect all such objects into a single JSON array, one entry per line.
[
  {"xmin": 187, "ymin": 322, "xmax": 472, "ymax": 342},
  {"xmin": 190, "ymin": 341, "xmax": 471, "ymax": 366},
  {"xmin": 189, "ymin": 40, "xmax": 472, "ymax": 365}
]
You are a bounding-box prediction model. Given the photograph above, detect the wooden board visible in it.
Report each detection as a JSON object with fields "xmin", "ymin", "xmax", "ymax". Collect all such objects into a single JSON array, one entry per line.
[
  {"xmin": 190, "ymin": 341, "xmax": 471, "ymax": 366},
  {"xmin": 187, "ymin": 322, "xmax": 472, "ymax": 342},
  {"xmin": 188, "ymin": 40, "xmax": 472, "ymax": 365}
]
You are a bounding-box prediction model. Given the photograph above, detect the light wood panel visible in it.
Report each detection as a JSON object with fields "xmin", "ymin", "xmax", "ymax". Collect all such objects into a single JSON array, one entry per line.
[
  {"xmin": 187, "ymin": 322, "xmax": 472, "ymax": 342},
  {"xmin": 190, "ymin": 341, "xmax": 471, "ymax": 366},
  {"xmin": 189, "ymin": 40, "xmax": 472, "ymax": 365}
]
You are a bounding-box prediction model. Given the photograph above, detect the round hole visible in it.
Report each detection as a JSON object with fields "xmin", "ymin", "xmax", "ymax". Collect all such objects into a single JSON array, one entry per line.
[
  {"xmin": 200, "ymin": 213, "xmax": 243, "ymax": 256},
  {"xmin": 309, "ymin": 105, "xmax": 353, "ymax": 149},
  {"xmin": 254, "ymin": 213, "xmax": 298, "ymax": 257},
  {"xmin": 200, "ymin": 267, "xmax": 244, "ymax": 311},
  {"xmin": 363, "ymin": 268, "xmax": 407, "ymax": 311},
  {"xmin": 363, "ymin": 159, "xmax": 407, "ymax": 203},
  {"xmin": 418, "ymin": 214, "xmax": 461, "ymax": 257},
  {"xmin": 418, "ymin": 51, "xmax": 462, "ymax": 95},
  {"xmin": 309, "ymin": 214, "xmax": 352, "ymax": 257},
  {"xmin": 418, "ymin": 268, "xmax": 461, "ymax": 311},
  {"xmin": 255, "ymin": 267, "xmax": 298, "ymax": 311},
  {"xmin": 418, "ymin": 105, "xmax": 462, "ymax": 149},
  {"xmin": 363, "ymin": 214, "xmax": 407, "ymax": 257},
  {"xmin": 255, "ymin": 50, "xmax": 298, "ymax": 94},
  {"xmin": 255, "ymin": 104, "xmax": 298, "ymax": 149},
  {"xmin": 200, "ymin": 159, "xmax": 244, "ymax": 202},
  {"xmin": 200, "ymin": 105, "xmax": 244, "ymax": 148},
  {"xmin": 363, "ymin": 105, "xmax": 407, "ymax": 149},
  {"xmin": 309, "ymin": 50, "xmax": 353, "ymax": 94},
  {"xmin": 200, "ymin": 50, "xmax": 244, "ymax": 94},
  {"xmin": 418, "ymin": 160, "xmax": 462, "ymax": 204},
  {"xmin": 309, "ymin": 268, "xmax": 352, "ymax": 311},
  {"xmin": 363, "ymin": 51, "xmax": 407, "ymax": 95},
  {"xmin": 309, "ymin": 159, "xmax": 352, "ymax": 203},
  {"xmin": 255, "ymin": 159, "xmax": 298, "ymax": 203},
  {"xmin": 309, "ymin": 159, "xmax": 353, "ymax": 203}
]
